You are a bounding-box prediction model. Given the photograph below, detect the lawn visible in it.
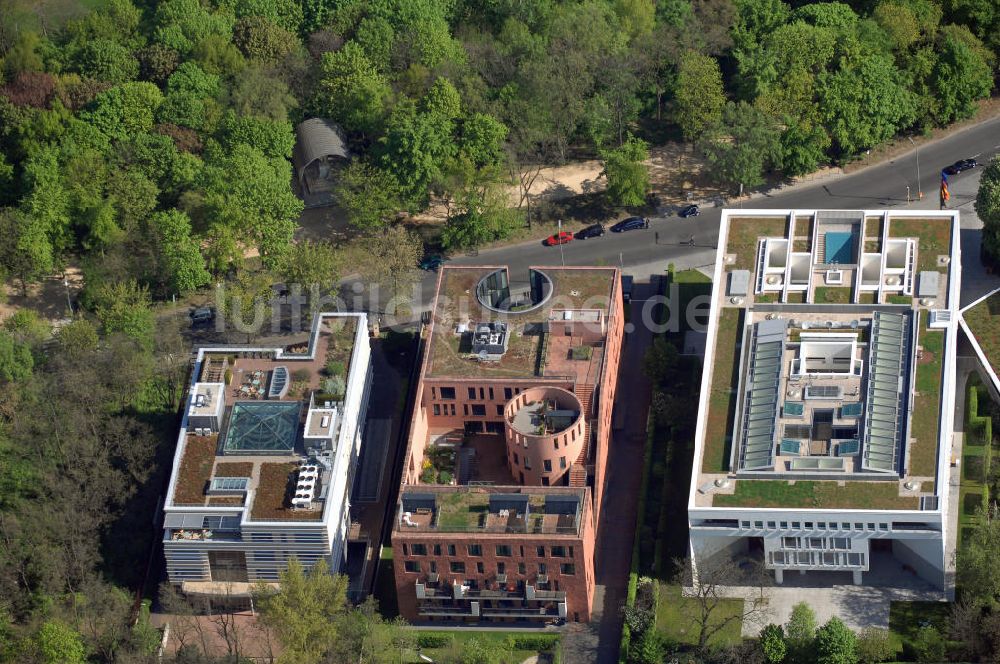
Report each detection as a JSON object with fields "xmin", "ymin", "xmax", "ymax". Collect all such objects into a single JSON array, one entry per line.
[
  {"xmin": 172, "ymin": 435, "xmax": 218, "ymax": 505},
  {"xmin": 655, "ymin": 584, "xmax": 744, "ymax": 647},
  {"xmin": 249, "ymin": 462, "xmax": 323, "ymax": 521},
  {"xmin": 889, "ymin": 217, "xmax": 953, "ymax": 272},
  {"xmin": 703, "ymin": 308, "xmax": 744, "ymax": 473},
  {"xmin": 963, "ymin": 291, "xmax": 1000, "ymax": 378},
  {"xmin": 726, "ymin": 217, "xmax": 788, "ymax": 270},
  {"xmin": 889, "ymin": 600, "xmax": 950, "ymax": 657},
  {"xmin": 910, "ymin": 312, "xmax": 943, "ymax": 478},
  {"xmin": 408, "ymin": 630, "xmax": 559, "ymax": 664},
  {"xmin": 814, "ymin": 286, "xmax": 853, "ymax": 303},
  {"xmin": 670, "ymin": 269, "xmax": 713, "ymax": 336},
  {"xmin": 713, "ymin": 480, "xmax": 920, "ymax": 509},
  {"xmin": 887, "ymin": 294, "xmax": 913, "ymax": 305}
]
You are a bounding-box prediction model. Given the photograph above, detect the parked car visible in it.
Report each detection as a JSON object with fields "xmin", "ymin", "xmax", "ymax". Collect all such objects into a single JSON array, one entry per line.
[
  {"xmin": 190, "ymin": 306, "xmax": 216, "ymax": 326},
  {"xmin": 611, "ymin": 216, "xmax": 649, "ymax": 232},
  {"xmin": 546, "ymin": 231, "xmax": 574, "ymax": 246},
  {"xmin": 678, "ymin": 204, "xmax": 700, "ymax": 218},
  {"xmin": 420, "ymin": 254, "xmax": 445, "ymax": 271},
  {"xmin": 575, "ymin": 223, "xmax": 606, "ymax": 240},
  {"xmin": 943, "ymin": 158, "xmax": 978, "ymax": 175}
]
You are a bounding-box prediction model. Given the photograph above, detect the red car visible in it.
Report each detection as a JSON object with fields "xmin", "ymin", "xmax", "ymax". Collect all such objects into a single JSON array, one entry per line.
[{"xmin": 546, "ymin": 231, "xmax": 574, "ymax": 246}]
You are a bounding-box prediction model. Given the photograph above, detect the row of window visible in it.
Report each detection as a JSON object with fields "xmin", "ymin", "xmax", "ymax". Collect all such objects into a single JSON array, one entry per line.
[
  {"xmin": 740, "ymin": 520, "xmax": 892, "ymax": 533},
  {"xmin": 779, "ymin": 537, "xmax": 851, "ymax": 551},
  {"xmin": 769, "ymin": 551, "xmax": 865, "ymax": 568},
  {"xmin": 247, "ymin": 532, "xmax": 327, "ymax": 543},
  {"xmin": 511, "ymin": 452, "xmax": 567, "ymax": 473},
  {"xmin": 433, "ymin": 386, "xmax": 522, "ymax": 402},
  {"xmin": 433, "ymin": 403, "xmax": 496, "ymax": 417},
  {"xmin": 405, "ymin": 560, "xmax": 576, "ymax": 576},
  {"xmin": 404, "ymin": 543, "xmax": 574, "ymax": 558}
]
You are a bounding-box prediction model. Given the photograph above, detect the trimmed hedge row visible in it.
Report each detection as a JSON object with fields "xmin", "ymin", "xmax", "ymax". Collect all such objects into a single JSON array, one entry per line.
[
  {"xmin": 967, "ymin": 382, "xmax": 993, "ymax": 447},
  {"xmin": 415, "ymin": 632, "xmax": 560, "ymax": 651}
]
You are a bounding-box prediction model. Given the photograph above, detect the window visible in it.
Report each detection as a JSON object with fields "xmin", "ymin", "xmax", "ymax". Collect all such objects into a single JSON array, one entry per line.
[
  {"xmin": 524, "ymin": 458, "xmax": 532, "ymax": 470},
  {"xmin": 560, "ymin": 563, "xmax": 576, "ymax": 575},
  {"xmin": 741, "ymin": 521, "xmax": 751, "ymax": 529},
  {"xmin": 479, "ymin": 388, "xmax": 485, "ymax": 399},
  {"xmin": 767, "ymin": 521, "xmax": 776, "ymax": 529},
  {"xmin": 504, "ymin": 388, "xmax": 513, "ymax": 399},
  {"xmin": 791, "ymin": 522, "xmax": 801, "ymax": 529},
  {"xmin": 430, "ymin": 561, "xmax": 437, "ymax": 573},
  {"xmin": 440, "ymin": 387, "xmax": 456, "ymax": 399},
  {"xmin": 538, "ymin": 562, "xmax": 547, "ymax": 574},
  {"xmin": 518, "ymin": 562, "xmax": 526, "ymax": 575},
  {"xmin": 477, "ymin": 562, "xmax": 484, "ymax": 573},
  {"xmin": 782, "ymin": 537, "xmax": 798, "ymax": 549},
  {"xmin": 402, "ymin": 544, "xmax": 408, "ymax": 556},
  {"xmin": 542, "ymin": 477, "xmax": 549, "ymax": 486},
  {"xmin": 832, "ymin": 538, "xmax": 849, "ymax": 550},
  {"xmin": 551, "ymin": 546, "xmax": 566, "ymax": 557},
  {"xmin": 754, "ymin": 521, "xmax": 764, "ymax": 529},
  {"xmin": 433, "ymin": 544, "xmax": 441, "ymax": 556},
  {"xmin": 817, "ymin": 523, "xmax": 826, "ymax": 531},
  {"xmin": 411, "ymin": 544, "xmax": 427, "ymax": 556},
  {"xmin": 404, "ymin": 561, "xmax": 420, "ymax": 573},
  {"xmin": 804, "ymin": 522, "xmax": 813, "ymax": 529},
  {"xmin": 496, "ymin": 545, "xmax": 512, "ymax": 556},
  {"xmin": 496, "ymin": 405, "xmax": 504, "ymax": 416},
  {"xmin": 203, "ymin": 516, "xmax": 240, "ymax": 531},
  {"xmin": 255, "ymin": 551, "xmax": 276, "ymax": 561},
  {"xmin": 513, "ymin": 453, "xmax": 519, "ymax": 465},
  {"xmin": 543, "ymin": 459, "xmax": 552, "ymax": 472},
  {"xmin": 448, "ymin": 544, "xmax": 456, "ymax": 556},
  {"xmin": 497, "ymin": 562, "xmax": 506, "ymax": 574},
  {"xmin": 867, "ymin": 523, "xmax": 876, "ymax": 531},
  {"xmin": 515, "ymin": 387, "xmax": 521, "ymax": 394},
  {"xmin": 808, "ymin": 538, "xmax": 822, "ymax": 549},
  {"xmin": 779, "ymin": 521, "xmax": 788, "ymax": 529},
  {"xmin": 560, "ymin": 456, "xmax": 566, "ymax": 469},
  {"xmin": 468, "ymin": 544, "xmax": 482, "ymax": 556},
  {"xmin": 489, "ymin": 387, "xmax": 494, "ymax": 400},
  {"xmin": 433, "ymin": 404, "xmax": 440, "ymax": 416},
  {"xmin": 450, "ymin": 561, "xmax": 465, "ymax": 573},
  {"xmin": 472, "ymin": 404, "xmax": 486, "ymax": 416},
  {"xmin": 536, "ymin": 546, "xmax": 545, "ymax": 557},
  {"xmin": 250, "ymin": 533, "xmax": 272, "ymax": 541},
  {"xmin": 463, "ymin": 404, "xmax": 469, "ymax": 416},
  {"xmin": 468, "ymin": 387, "xmax": 476, "ymax": 399}
]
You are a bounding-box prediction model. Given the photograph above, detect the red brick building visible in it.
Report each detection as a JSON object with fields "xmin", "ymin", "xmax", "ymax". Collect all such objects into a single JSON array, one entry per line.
[{"xmin": 392, "ymin": 266, "xmax": 624, "ymax": 623}]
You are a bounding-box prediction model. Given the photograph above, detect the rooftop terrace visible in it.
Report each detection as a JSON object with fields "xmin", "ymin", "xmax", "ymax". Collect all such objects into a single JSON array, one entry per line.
[
  {"xmin": 395, "ymin": 487, "xmax": 585, "ymax": 535},
  {"xmin": 168, "ymin": 315, "xmax": 362, "ymax": 520},
  {"xmin": 695, "ymin": 210, "xmax": 958, "ymax": 510},
  {"xmin": 426, "ymin": 266, "xmax": 616, "ymax": 380}
]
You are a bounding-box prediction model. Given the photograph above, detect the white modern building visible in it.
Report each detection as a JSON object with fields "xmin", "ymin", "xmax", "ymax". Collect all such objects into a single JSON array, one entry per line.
[
  {"xmin": 688, "ymin": 210, "xmax": 960, "ymax": 590},
  {"xmin": 162, "ymin": 313, "xmax": 372, "ymax": 594}
]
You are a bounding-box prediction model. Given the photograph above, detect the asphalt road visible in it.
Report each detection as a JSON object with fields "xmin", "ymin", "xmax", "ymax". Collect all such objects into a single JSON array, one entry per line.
[{"xmin": 351, "ymin": 115, "xmax": 1000, "ymax": 316}]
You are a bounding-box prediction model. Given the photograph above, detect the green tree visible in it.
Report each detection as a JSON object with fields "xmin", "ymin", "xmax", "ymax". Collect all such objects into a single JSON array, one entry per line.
[
  {"xmin": 363, "ymin": 225, "xmax": 423, "ymax": 309},
  {"xmin": 76, "ymin": 38, "xmax": 140, "ymax": 84},
  {"xmin": 460, "ymin": 113, "xmax": 509, "ymax": 169},
  {"xmin": 57, "ymin": 319, "xmax": 100, "ymax": 358},
  {"xmin": 672, "ymin": 51, "xmax": 725, "ymax": 140},
  {"xmin": 0, "ymin": 330, "xmax": 33, "ymax": 384},
  {"xmin": 601, "ymin": 135, "xmax": 649, "ymax": 207},
  {"xmin": 855, "ymin": 627, "xmax": 893, "ymax": 664},
  {"xmin": 35, "ymin": 621, "xmax": 86, "ymax": 664},
  {"xmin": 760, "ymin": 623, "xmax": 788, "ymax": 663},
  {"xmin": 200, "ymin": 142, "xmax": 303, "ymax": 269},
  {"xmin": 786, "ymin": 602, "xmax": 817, "ymax": 662},
  {"xmin": 314, "ymin": 43, "xmax": 392, "ymax": 136},
  {"xmin": 0, "ymin": 207, "xmax": 54, "ymax": 295},
  {"xmin": 976, "ymin": 157, "xmax": 1000, "ymax": 270},
  {"xmin": 280, "ymin": 240, "xmax": 339, "ymax": 293},
  {"xmin": 94, "ymin": 280, "xmax": 155, "ymax": 350},
  {"xmin": 780, "ymin": 118, "xmax": 832, "ymax": 177},
  {"xmin": 334, "ymin": 161, "xmax": 403, "ymax": 232},
  {"xmin": 912, "ymin": 625, "xmax": 945, "ymax": 663},
  {"xmin": 233, "ymin": 15, "xmax": 298, "ymax": 61},
  {"xmin": 819, "ymin": 53, "xmax": 916, "ymax": 156},
  {"xmin": 930, "ymin": 25, "xmax": 993, "ymax": 124},
  {"xmin": 222, "ymin": 268, "xmax": 273, "ymax": 342},
  {"xmin": 220, "ymin": 112, "xmax": 295, "ymax": 159},
  {"xmin": 226, "ymin": 65, "xmax": 298, "ymax": 121},
  {"xmin": 873, "ymin": 2, "xmax": 921, "ymax": 50},
  {"xmin": 255, "ymin": 558, "xmax": 348, "ymax": 662},
  {"xmin": 20, "ymin": 146, "xmax": 72, "ymax": 257},
  {"xmin": 150, "ymin": 209, "xmax": 210, "ymax": 294},
  {"xmin": 83, "ymin": 82, "xmax": 164, "ymax": 141},
  {"xmin": 701, "ymin": 101, "xmax": 781, "ymax": 193},
  {"xmin": 815, "ymin": 617, "xmax": 857, "ymax": 664}
]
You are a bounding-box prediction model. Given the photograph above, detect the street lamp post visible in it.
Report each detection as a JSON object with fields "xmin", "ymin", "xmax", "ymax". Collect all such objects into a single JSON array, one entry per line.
[
  {"xmin": 909, "ymin": 137, "xmax": 922, "ymax": 199},
  {"xmin": 63, "ymin": 277, "xmax": 73, "ymax": 315}
]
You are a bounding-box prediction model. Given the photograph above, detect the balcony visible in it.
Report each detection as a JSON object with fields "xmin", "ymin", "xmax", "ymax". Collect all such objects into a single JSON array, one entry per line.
[
  {"xmin": 166, "ymin": 529, "xmax": 242, "ymax": 542},
  {"xmin": 418, "ymin": 605, "xmax": 475, "ymax": 617},
  {"xmin": 481, "ymin": 607, "xmax": 560, "ymax": 618}
]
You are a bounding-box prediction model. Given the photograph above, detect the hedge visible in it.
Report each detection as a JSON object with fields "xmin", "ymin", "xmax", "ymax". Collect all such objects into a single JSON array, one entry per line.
[
  {"xmin": 967, "ymin": 382, "xmax": 993, "ymax": 446},
  {"xmin": 416, "ymin": 634, "xmax": 453, "ymax": 648}
]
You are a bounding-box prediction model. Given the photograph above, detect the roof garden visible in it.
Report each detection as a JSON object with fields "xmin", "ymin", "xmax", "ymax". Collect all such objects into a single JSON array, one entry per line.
[
  {"xmin": 702, "ymin": 308, "xmax": 743, "ymax": 473},
  {"xmin": 888, "ymin": 217, "xmax": 953, "ymax": 273},
  {"xmin": 712, "ymin": 479, "xmax": 921, "ymax": 509},
  {"xmin": 910, "ymin": 311, "xmax": 943, "ymax": 478},
  {"xmin": 396, "ymin": 488, "xmax": 585, "ymax": 535},
  {"xmin": 426, "ymin": 266, "xmax": 616, "ymax": 379},
  {"xmin": 725, "ymin": 216, "xmax": 789, "ymax": 270}
]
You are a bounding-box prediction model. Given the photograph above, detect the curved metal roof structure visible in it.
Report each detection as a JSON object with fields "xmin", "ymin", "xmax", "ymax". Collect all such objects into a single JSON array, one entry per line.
[{"xmin": 292, "ymin": 118, "xmax": 349, "ymax": 183}]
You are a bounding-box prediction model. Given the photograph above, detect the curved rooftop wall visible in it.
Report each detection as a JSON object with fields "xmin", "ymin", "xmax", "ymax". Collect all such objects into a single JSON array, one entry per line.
[
  {"xmin": 476, "ymin": 268, "xmax": 553, "ymax": 314},
  {"xmin": 504, "ymin": 386, "xmax": 585, "ymax": 486}
]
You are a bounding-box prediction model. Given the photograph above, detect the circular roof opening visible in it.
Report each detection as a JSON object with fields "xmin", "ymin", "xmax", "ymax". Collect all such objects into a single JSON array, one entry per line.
[{"xmin": 476, "ymin": 268, "xmax": 553, "ymax": 314}]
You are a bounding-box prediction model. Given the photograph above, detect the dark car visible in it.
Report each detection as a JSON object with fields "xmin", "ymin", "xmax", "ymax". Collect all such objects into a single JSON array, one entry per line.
[
  {"xmin": 678, "ymin": 204, "xmax": 700, "ymax": 218},
  {"xmin": 611, "ymin": 216, "xmax": 649, "ymax": 232},
  {"xmin": 420, "ymin": 254, "xmax": 445, "ymax": 271},
  {"xmin": 943, "ymin": 158, "xmax": 978, "ymax": 175},
  {"xmin": 575, "ymin": 223, "xmax": 606, "ymax": 240},
  {"xmin": 190, "ymin": 306, "xmax": 216, "ymax": 327}
]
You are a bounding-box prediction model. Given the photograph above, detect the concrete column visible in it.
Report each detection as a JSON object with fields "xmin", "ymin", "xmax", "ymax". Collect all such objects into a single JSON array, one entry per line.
[
  {"xmin": 852, "ymin": 570, "xmax": 863, "ymax": 585},
  {"xmin": 774, "ymin": 568, "xmax": 784, "ymax": 584}
]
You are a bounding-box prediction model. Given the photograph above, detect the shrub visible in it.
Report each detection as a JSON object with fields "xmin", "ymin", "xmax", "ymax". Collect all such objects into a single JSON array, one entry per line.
[
  {"xmin": 510, "ymin": 635, "xmax": 559, "ymax": 650},
  {"xmin": 322, "ymin": 375, "xmax": 345, "ymax": 399},
  {"xmin": 416, "ymin": 633, "xmax": 453, "ymax": 649},
  {"xmin": 291, "ymin": 368, "xmax": 311, "ymax": 382},
  {"xmin": 326, "ymin": 359, "xmax": 345, "ymax": 377},
  {"xmin": 224, "ymin": 367, "xmax": 233, "ymax": 384}
]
